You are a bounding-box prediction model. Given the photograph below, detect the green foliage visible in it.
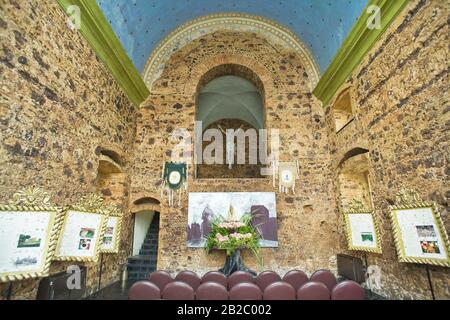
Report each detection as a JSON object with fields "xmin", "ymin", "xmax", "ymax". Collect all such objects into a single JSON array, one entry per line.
[{"xmin": 204, "ymin": 214, "xmax": 263, "ymax": 266}]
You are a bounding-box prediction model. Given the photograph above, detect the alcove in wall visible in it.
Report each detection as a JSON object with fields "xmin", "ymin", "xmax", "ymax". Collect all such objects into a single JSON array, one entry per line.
[
  {"xmin": 337, "ymin": 148, "xmax": 373, "ymax": 210},
  {"xmin": 195, "ymin": 64, "xmax": 266, "ymax": 179},
  {"xmin": 332, "ymin": 87, "xmax": 354, "ymax": 133}
]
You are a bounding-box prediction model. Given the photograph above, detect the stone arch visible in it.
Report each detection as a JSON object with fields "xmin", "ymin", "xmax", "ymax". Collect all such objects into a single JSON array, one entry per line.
[
  {"xmin": 131, "ymin": 196, "xmax": 161, "ymax": 213},
  {"xmin": 142, "ymin": 13, "xmax": 319, "ymax": 90},
  {"xmin": 194, "ymin": 63, "xmax": 266, "ymax": 130},
  {"xmin": 186, "ymin": 55, "xmax": 275, "ymax": 98}
]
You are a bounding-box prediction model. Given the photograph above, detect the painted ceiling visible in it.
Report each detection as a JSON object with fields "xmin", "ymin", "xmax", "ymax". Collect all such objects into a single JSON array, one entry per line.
[{"xmin": 97, "ymin": 0, "xmax": 368, "ymax": 73}]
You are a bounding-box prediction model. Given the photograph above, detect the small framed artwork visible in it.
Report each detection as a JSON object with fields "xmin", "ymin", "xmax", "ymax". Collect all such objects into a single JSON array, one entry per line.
[
  {"xmin": 54, "ymin": 194, "xmax": 107, "ymax": 263},
  {"xmin": 390, "ymin": 189, "xmax": 450, "ymax": 267},
  {"xmin": 100, "ymin": 204, "xmax": 123, "ymax": 254},
  {"xmin": 343, "ymin": 199, "xmax": 382, "ymax": 254},
  {"xmin": 0, "ymin": 188, "xmax": 64, "ymax": 282}
]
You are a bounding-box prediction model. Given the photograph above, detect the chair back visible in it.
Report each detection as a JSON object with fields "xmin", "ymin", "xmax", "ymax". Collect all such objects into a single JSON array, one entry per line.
[
  {"xmin": 201, "ymin": 271, "xmax": 227, "ymax": 288},
  {"xmin": 228, "ymin": 271, "xmax": 254, "ymax": 289},
  {"xmin": 331, "ymin": 280, "xmax": 365, "ymax": 300},
  {"xmin": 175, "ymin": 271, "xmax": 201, "ymax": 290},
  {"xmin": 229, "ymin": 282, "xmax": 262, "ymax": 300},
  {"xmin": 196, "ymin": 282, "xmax": 228, "ymax": 300},
  {"xmin": 282, "ymin": 270, "xmax": 309, "ymax": 291},
  {"xmin": 162, "ymin": 281, "xmax": 195, "ymax": 300},
  {"xmin": 310, "ymin": 269, "xmax": 337, "ymax": 291},
  {"xmin": 263, "ymin": 281, "xmax": 296, "ymax": 300},
  {"xmin": 148, "ymin": 270, "xmax": 173, "ymax": 291},
  {"xmin": 297, "ymin": 281, "xmax": 331, "ymax": 300},
  {"xmin": 128, "ymin": 281, "xmax": 161, "ymax": 300},
  {"xmin": 256, "ymin": 271, "xmax": 281, "ymax": 291}
]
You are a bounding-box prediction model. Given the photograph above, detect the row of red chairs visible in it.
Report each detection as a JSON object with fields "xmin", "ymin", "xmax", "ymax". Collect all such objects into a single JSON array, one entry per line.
[{"xmin": 129, "ymin": 269, "xmax": 366, "ymax": 300}]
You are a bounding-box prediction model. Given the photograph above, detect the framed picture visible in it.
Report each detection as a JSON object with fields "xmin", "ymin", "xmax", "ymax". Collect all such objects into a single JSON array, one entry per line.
[
  {"xmin": 54, "ymin": 195, "xmax": 107, "ymax": 262},
  {"xmin": 188, "ymin": 192, "xmax": 278, "ymax": 248},
  {"xmin": 390, "ymin": 189, "xmax": 450, "ymax": 267},
  {"xmin": 100, "ymin": 204, "xmax": 123, "ymax": 254},
  {"xmin": 343, "ymin": 199, "xmax": 382, "ymax": 254},
  {"xmin": 0, "ymin": 187, "xmax": 64, "ymax": 282}
]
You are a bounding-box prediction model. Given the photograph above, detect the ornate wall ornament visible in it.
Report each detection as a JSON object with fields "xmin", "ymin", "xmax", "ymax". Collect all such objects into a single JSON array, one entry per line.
[
  {"xmin": 142, "ymin": 13, "xmax": 320, "ymax": 90},
  {"xmin": 394, "ymin": 188, "xmax": 424, "ymax": 207},
  {"xmin": 346, "ymin": 198, "xmax": 370, "ymax": 213},
  {"xmin": 72, "ymin": 194, "xmax": 105, "ymax": 212},
  {"xmin": 10, "ymin": 187, "xmax": 52, "ymax": 207}
]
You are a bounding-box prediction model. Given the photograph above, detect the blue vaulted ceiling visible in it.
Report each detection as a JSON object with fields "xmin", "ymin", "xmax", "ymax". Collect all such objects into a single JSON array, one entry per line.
[{"xmin": 97, "ymin": 0, "xmax": 368, "ymax": 73}]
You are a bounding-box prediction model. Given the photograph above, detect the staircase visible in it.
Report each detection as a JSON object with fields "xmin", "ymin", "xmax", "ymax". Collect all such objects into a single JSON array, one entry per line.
[{"xmin": 127, "ymin": 214, "xmax": 159, "ymax": 281}]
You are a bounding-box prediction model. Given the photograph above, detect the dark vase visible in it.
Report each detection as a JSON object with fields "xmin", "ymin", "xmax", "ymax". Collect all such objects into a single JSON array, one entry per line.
[{"xmin": 218, "ymin": 249, "xmax": 256, "ymax": 276}]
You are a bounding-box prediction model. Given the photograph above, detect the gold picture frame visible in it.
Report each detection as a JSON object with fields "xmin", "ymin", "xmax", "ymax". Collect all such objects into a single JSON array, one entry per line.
[
  {"xmin": 53, "ymin": 194, "xmax": 107, "ymax": 263},
  {"xmin": 343, "ymin": 199, "xmax": 382, "ymax": 254},
  {"xmin": 100, "ymin": 204, "xmax": 123, "ymax": 254},
  {"xmin": 389, "ymin": 189, "xmax": 450, "ymax": 267},
  {"xmin": 0, "ymin": 187, "xmax": 65, "ymax": 282}
]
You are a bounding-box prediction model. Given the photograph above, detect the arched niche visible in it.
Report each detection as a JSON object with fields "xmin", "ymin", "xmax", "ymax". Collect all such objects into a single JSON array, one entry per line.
[
  {"xmin": 96, "ymin": 150, "xmax": 126, "ymax": 202},
  {"xmin": 337, "ymin": 148, "xmax": 373, "ymax": 210},
  {"xmin": 331, "ymin": 87, "xmax": 354, "ymax": 133},
  {"xmin": 195, "ymin": 64, "xmax": 266, "ymax": 179}
]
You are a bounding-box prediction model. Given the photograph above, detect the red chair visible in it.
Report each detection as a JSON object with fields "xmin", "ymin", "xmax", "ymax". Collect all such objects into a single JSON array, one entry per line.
[
  {"xmin": 256, "ymin": 271, "xmax": 281, "ymax": 291},
  {"xmin": 227, "ymin": 271, "xmax": 254, "ymax": 289},
  {"xmin": 282, "ymin": 270, "xmax": 309, "ymax": 291},
  {"xmin": 229, "ymin": 282, "xmax": 262, "ymax": 300},
  {"xmin": 196, "ymin": 282, "xmax": 228, "ymax": 300},
  {"xmin": 310, "ymin": 269, "xmax": 337, "ymax": 291},
  {"xmin": 128, "ymin": 281, "xmax": 161, "ymax": 300},
  {"xmin": 331, "ymin": 280, "xmax": 366, "ymax": 300},
  {"xmin": 148, "ymin": 270, "xmax": 173, "ymax": 291},
  {"xmin": 162, "ymin": 281, "xmax": 195, "ymax": 300},
  {"xmin": 263, "ymin": 281, "xmax": 296, "ymax": 300},
  {"xmin": 175, "ymin": 271, "xmax": 201, "ymax": 290},
  {"xmin": 297, "ymin": 282, "xmax": 331, "ymax": 300},
  {"xmin": 201, "ymin": 271, "xmax": 227, "ymax": 288}
]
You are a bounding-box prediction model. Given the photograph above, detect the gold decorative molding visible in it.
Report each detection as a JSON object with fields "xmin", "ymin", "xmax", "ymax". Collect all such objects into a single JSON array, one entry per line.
[
  {"xmin": 389, "ymin": 189, "xmax": 450, "ymax": 267},
  {"xmin": 103, "ymin": 203, "xmax": 122, "ymax": 217},
  {"xmin": 10, "ymin": 187, "xmax": 52, "ymax": 207},
  {"xmin": 100, "ymin": 203, "xmax": 123, "ymax": 254},
  {"xmin": 346, "ymin": 198, "xmax": 370, "ymax": 213},
  {"xmin": 394, "ymin": 188, "xmax": 424, "ymax": 208},
  {"xmin": 343, "ymin": 198, "xmax": 382, "ymax": 254},
  {"xmin": 142, "ymin": 13, "xmax": 320, "ymax": 90},
  {"xmin": 0, "ymin": 188, "xmax": 64, "ymax": 282},
  {"xmin": 72, "ymin": 194, "xmax": 104, "ymax": 212}
]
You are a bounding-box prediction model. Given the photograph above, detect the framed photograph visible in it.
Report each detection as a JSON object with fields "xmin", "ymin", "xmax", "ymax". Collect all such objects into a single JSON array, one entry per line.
[
  {"xmin": 100, "ymin": 204, "xmax": 123, "ymax": 254},
  {"xmin": 343, "ymin": 199, "xmax": 382, "ymax": 254},
  {"xmin": 187, "ymin": 192, "xmax": 278, "ymax": 248},
  {"xmin": 390, "ymin": 189, "xmax": 450, "ymax": 267},
  {"xmin": 0, "ymin": 188, "xmax": 64, "ymax": 282},
  {"xmin": 54, "ymin": 195, "xmax": 107, "ymax": 262}
]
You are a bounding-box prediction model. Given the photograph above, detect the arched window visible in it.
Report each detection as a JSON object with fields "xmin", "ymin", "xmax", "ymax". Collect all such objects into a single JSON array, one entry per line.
[{"xmin": 195, "ymin": 65, "xmax": 266, "ymax": 179}]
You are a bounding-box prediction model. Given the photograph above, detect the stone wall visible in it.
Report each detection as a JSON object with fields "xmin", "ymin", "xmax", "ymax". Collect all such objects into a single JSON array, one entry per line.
[
  {"xmin": 326, "ymin": 0, "xmax": 449, "ymax": 299},
  {"xmin": 0, "ymin": 0, "xmax": 136, "ymax": 299},
  {"xmin": 132, "ymin": 30, "xmax": 339, "ymax": 277}
]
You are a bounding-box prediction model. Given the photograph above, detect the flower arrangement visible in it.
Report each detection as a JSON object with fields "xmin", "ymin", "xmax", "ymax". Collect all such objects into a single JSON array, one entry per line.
[{"xmin": 205, "ymin": 213, "xmax": 262, "ymax": 264}]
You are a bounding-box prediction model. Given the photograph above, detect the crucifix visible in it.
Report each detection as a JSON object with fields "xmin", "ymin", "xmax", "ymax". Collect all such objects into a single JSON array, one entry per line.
[{"xmin": 218, "ymin": 124, "xmax": 243, "ymax": 169}]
